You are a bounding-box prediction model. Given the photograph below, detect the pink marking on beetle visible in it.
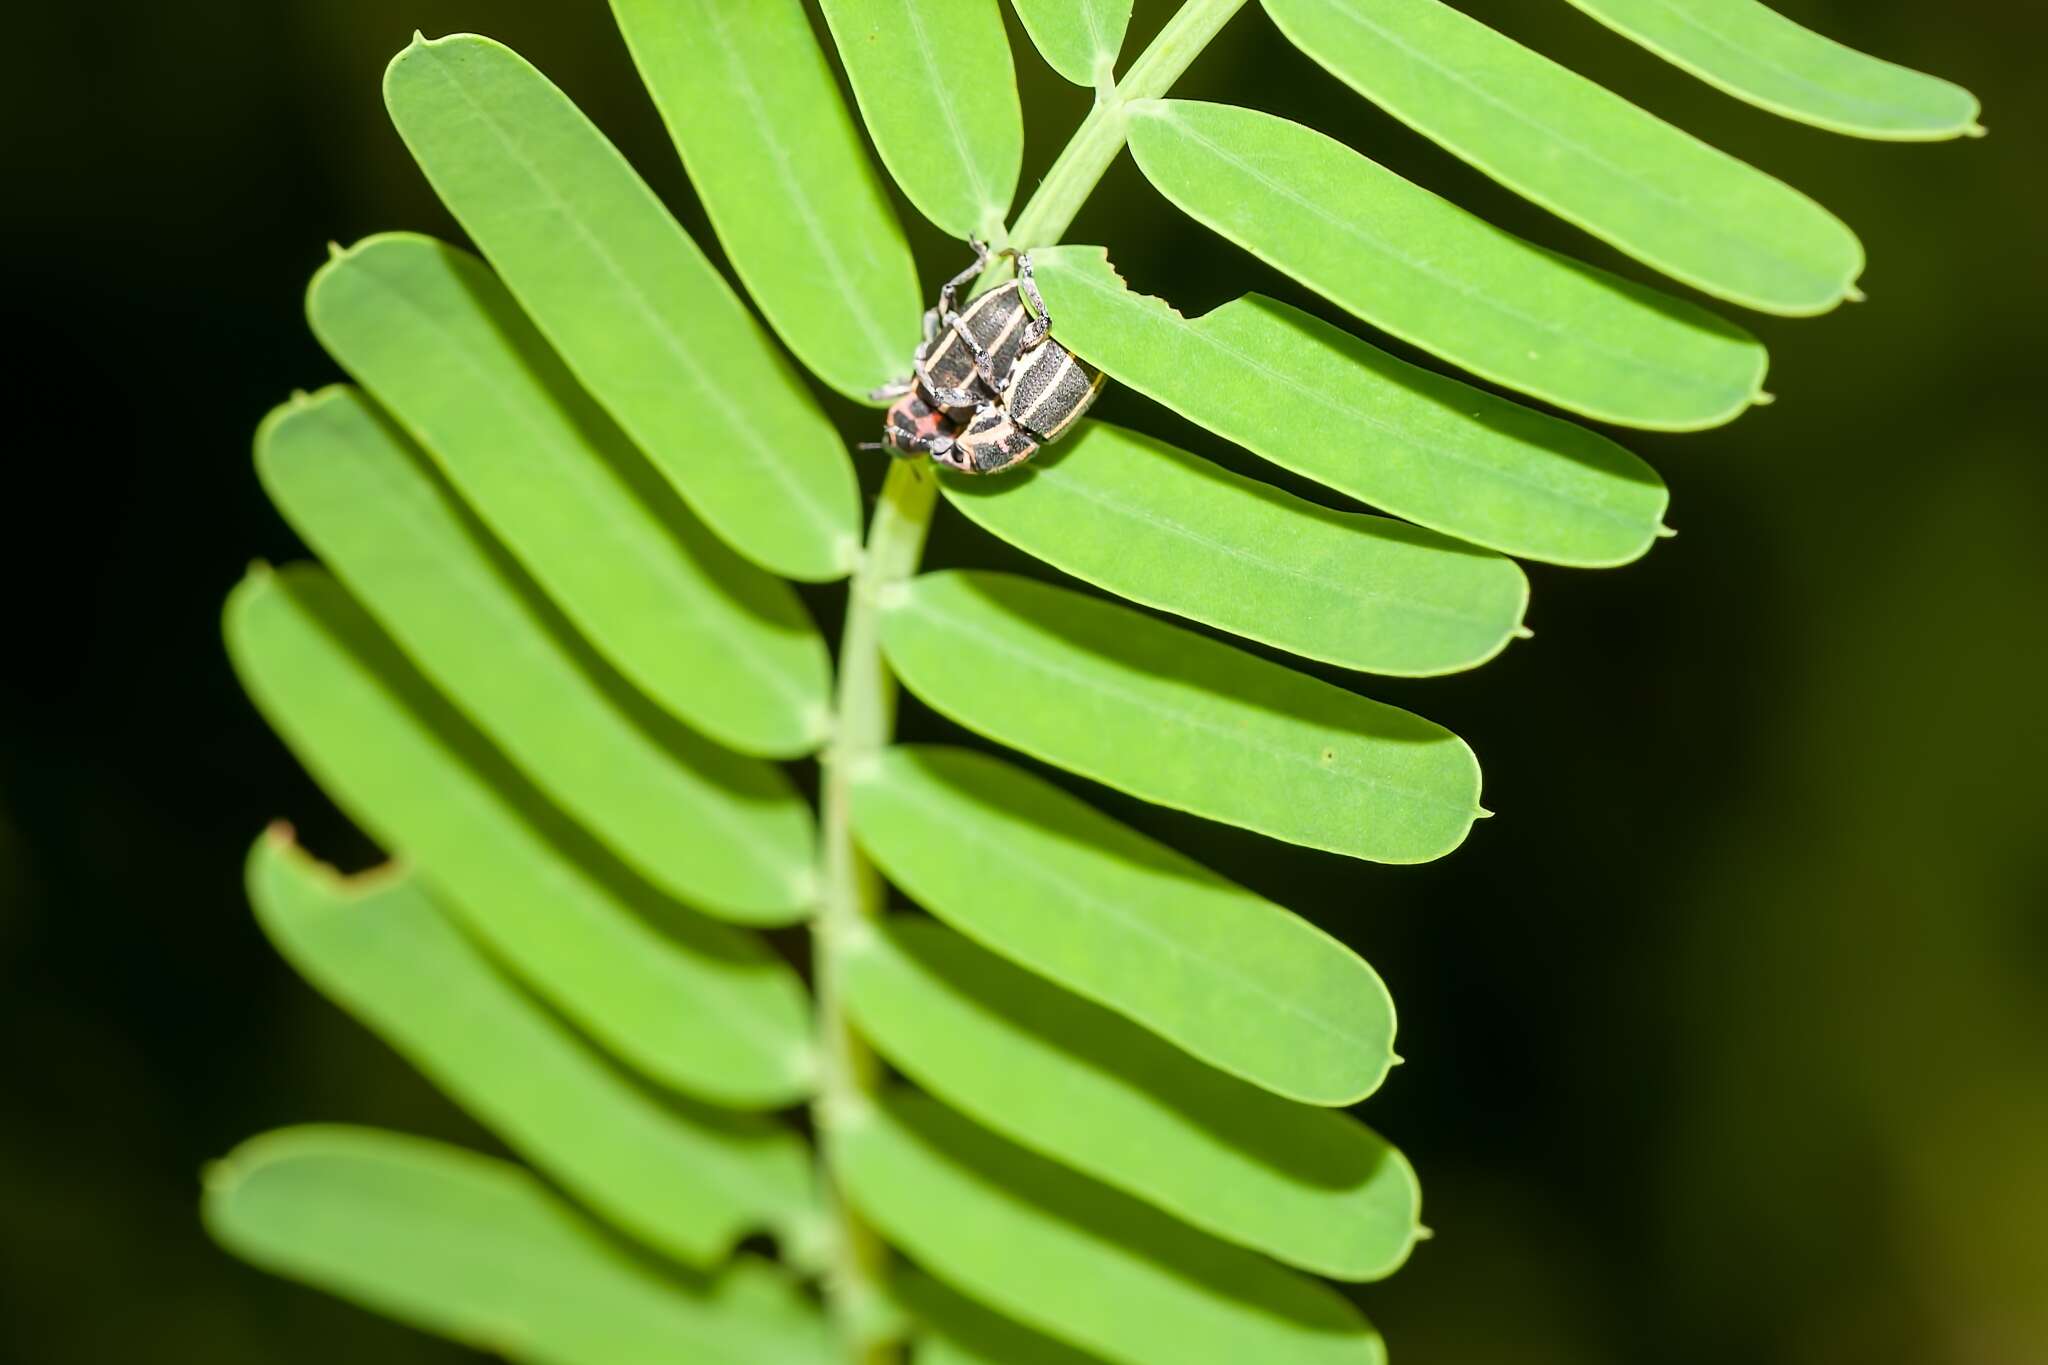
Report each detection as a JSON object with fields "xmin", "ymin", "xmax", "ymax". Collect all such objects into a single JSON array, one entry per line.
[{"xmin": 881, "ymin": 389, "xmax": 955, "ymax": 457}]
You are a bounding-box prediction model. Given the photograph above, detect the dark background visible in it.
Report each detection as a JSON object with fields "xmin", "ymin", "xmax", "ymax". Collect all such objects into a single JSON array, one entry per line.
[{"xmin": 3, "ymin": 1, "xmax": 2042, "ymax": 1361}]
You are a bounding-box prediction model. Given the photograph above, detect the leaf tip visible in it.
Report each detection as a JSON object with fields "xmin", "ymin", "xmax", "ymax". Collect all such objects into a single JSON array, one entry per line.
[
  {"xmin": 1966, "ymin": 121, "xmax": 1989, "ymax": 139},
  {"xmin": 1414, "ymin": 1223, "xmax": 1436, "ymax": 1242},
  {"xmin": 1844, "ymin": 283, "xmax": 1867, "ymax": 304},
  {"xmin": 1474, "ymin": 806, "xmax": 1495, "ymax": 820},
  {"xmin": 1753, "ymin": 390, "xmax": 1777, "ymax": 407},
  {"xmin": 199, "ymin": 1155, "xmax": 242, "ymax": 1199},
  {"xmin": 1512, "ymin": 624, "xmax": 1535, "ymax": 642},
  {"xmin": 1655, "ymin": 523, "xmax": 1678, "ymax": 540}
]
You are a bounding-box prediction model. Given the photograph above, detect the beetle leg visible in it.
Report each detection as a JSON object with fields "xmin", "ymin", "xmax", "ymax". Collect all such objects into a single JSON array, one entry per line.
[
  {"xmin": 881, "ymin": 331, "xmax": 943, "ymax": 407},
  {"xmin": 913, "ymin": 351, "xmax": 988, "ymax": 415},
  {"xmin": 918, "ymin": 328, "xmax": 1000, "ymax": 408},
  {"xmin": 920, "ymin": 380, "xmax": 988, "ymax": 410},
  {"xmin": 936, "ymin": 239, "xmax": 990, "ymax": 320},
  {"xmin": 944, "ymin": 312, "xmax": 1012, "ymax": 395},
  {"xmin": 1013, "ymin": 251, "xmax": 1053, "ymax": 351}
]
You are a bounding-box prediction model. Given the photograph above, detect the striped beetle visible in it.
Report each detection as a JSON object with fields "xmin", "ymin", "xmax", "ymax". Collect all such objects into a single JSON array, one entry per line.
[{"xmin": 870, "ymin": 243, "xmax": 1103, "ymax": 475}]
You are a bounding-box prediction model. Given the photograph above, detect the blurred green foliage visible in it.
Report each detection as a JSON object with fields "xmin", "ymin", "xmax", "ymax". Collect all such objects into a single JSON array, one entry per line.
[{"xmin": 1, "ymin": 1, "xmax": 2040, "ymax": 1362}]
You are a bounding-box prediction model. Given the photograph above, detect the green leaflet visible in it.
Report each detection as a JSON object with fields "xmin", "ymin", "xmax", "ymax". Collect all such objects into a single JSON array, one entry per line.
[
  {"xmin": 843, "ymin": 918, "xmax": 1422, "ymax": 1279},
  {"xmin": 1126, "ymin": 99, "xmax": 1768, "ymax": 431},
  {"xmin": 1010, "ymin": 0, "xmax": 1133, "ymax": 85},
  {"xmin": 1260, "ymin": 0, "xmax": 1863, "ymax": 315},
  {"xmin": 384, "ymin": 34, "xmax": 860, "ymax": 581},
  {"xmin": 835, "ymin": 1093, "xmax": 1387, "ymax": 1365},
  {"xmin": 851, "ymin": 746, "xmax": 1397, "ymax": 1103},
  {"xmin": 308, "ymin": 234, "xmax": 831, "ymax": 760},
  {"xmin": 902, "ymin": 1273, "xmax": 1106, "ymax": 1364},
  {"xmin": 816, "ymin": 0, "xmax": 1022, "ymax": 239},
  {"xmin": 942, "ymin": 419, "xmax": 1529, "ymax": 674},
  {"xmin": 880, "ymin": 573, "xmax": 1483, "ymax": 863},
  {"xmin": 246, "ymin": 835, "xmax": 816, "ymax": 1266},
  {"xmin": 1029, "ymin": 247, "xmax": 1667, "ymax": 566},
  {"xmin": 225, "ymin": 566, "xmax": 814, "ymax": 1108},
  {"xmin": 1566, "ymin": 0, "xmax": 1983, "ymax": 141},
  {"xmin": 203, "ymin": 1127, "xmax": 833, "ymax": 1365},
  {"xmin": 256, "ymin": 387, "xmax": 814, "ymax": 923},
  {"xmin": 610, "ymin": 0, "xmax": 924, "ymax": 401}
]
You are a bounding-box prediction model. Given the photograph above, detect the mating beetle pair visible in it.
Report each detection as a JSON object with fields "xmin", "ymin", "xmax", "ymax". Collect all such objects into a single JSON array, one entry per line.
[{"xmin": 871, "ymin": 242, "xmax": 1104, "ymax": 475}]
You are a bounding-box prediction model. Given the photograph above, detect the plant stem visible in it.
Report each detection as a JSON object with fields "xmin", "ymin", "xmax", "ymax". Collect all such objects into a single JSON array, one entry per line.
[
  {"xmin": 1010, "ymin": 0, "xmax": 1251, "ymax": 248},
  {"xmin": 811, "ymin": 3, "xmax": 1247, "ymax": 1358},
  {"xmin": 814, "ymin": 458, "xmax": 935, "ymax": 1364}
]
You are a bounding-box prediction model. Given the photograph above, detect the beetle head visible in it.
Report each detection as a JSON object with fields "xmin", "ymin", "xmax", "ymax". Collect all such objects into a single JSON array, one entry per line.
[{"xmin": 937, "ymin": 406, "xmax": 1039, "ymax": 475}]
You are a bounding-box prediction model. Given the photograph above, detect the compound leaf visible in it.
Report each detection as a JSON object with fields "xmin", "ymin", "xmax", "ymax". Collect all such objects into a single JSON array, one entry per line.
[
  {"xmin": 247, "ymin": 834, "xmax": 816, "ymax": 1266},
  {"xmin": 611, "ymin": 0, "xmax": 924, "ymax": 401},
  {"xmin": 309, "ymin": 233, "xmax": 830, "ymax": 760},
  {"xmin": 1030, "ymin": 247, "xmax": 1667, "ymax": 566},
  {"xmin": 1011, "ymin": 0, "xmax": 1133, "ymax": 86},
  {"xmin": 385, "ymin": 33, "xmax": 861, "ymax": 581},
  {"xmin": 816, "ymin": 0, "xmax": 1022, "ymax": 239},
  {"xmin": 257, "ymin": 387, "xmax": 815, "ymax": 923},
  {"xmin": 1261, "ymin": 0, "xmax": 1863, "ymax": 314},
  {"xmin": 835, "ymin": 1092, "xmax": 1387, "ymax": 1365},
  {"xmin": 1565, "ymin": 0, "xmax": 1984, "ymax": 141},
  {"xmin": 942, "ymin": 419, "xmax": 1528, "ymax": 674},
  {"xmin": 843, "ymin": 917, "xmax": 1422, "ymax": 1278},
  {"xmin": 204, "ymin": 1127, "xmax": 834, "ymax": 1365},
  {"xmin": 851, "ymin": 746, "xmax": 1396, "ymax": 1104},
  {"xmin": 1127, "ymin": 99, "xmax": 1769, "ymax": 430},
  {"xmin": 226, "ymin": 565, "xmax": 815, "ymax": 1108},
  {"xmin": 880, "ymin": 573, "xmax": 1482, "ymax": 863}
]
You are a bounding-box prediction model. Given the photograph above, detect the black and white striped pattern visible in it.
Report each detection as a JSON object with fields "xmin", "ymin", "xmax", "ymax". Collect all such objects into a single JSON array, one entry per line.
[
  {"xmin": 921, "ymin": 284, "xmax": 1029, "ymax": 417},
  {"xmin": 1006, "ymin": 343, "xmax": 1103, "ymax": 441}
]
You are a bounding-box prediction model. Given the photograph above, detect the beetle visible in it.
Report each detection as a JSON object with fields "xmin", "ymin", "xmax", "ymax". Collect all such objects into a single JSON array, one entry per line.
[
  {"xmin": 930, "ymin": 255, "xmax": 1103, "ymax": 474},
  {"xmin": 870, "ymin": 244, "xmax": 988, "ymax": 460},
  {"xmin": 868, "ymin": 243, "xmax": 1103, "ymax": 475}
]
